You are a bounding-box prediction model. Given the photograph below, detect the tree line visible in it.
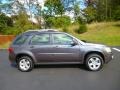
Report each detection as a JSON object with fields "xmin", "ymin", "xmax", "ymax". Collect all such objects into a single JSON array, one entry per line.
[
  {"xmin": 84, "ymin": 0, "xmax": 120, "ymax": 22},
  {"xmin": 0, "ymin": 0, "xmax": 120, "ymax": 35}
]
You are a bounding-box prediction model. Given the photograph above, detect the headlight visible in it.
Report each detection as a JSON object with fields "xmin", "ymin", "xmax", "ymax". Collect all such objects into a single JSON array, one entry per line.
[{"xmin": 105, "ymin": 47, "xmax": 111, "ymax": 53}]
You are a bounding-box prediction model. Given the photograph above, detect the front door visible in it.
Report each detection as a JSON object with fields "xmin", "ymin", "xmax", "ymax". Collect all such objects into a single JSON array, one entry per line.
[{"xmin": 51, "ymin": 33, "xmax": 80, "ymax": 62}]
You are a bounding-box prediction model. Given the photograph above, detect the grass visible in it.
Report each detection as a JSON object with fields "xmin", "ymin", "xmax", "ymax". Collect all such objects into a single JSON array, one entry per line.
[{"xmin": 68, "ymin": 21, "xmax": 120, "ymax": 46}]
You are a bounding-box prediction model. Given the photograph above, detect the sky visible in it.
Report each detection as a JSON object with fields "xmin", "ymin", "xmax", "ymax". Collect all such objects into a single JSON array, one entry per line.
[
  {"xmin": 1, "ymin": 0, "xmax": 85, "ymax": 22},
  {"xmin": 1, "ymin": 0, "xmax": 85, "ymax": 9}
]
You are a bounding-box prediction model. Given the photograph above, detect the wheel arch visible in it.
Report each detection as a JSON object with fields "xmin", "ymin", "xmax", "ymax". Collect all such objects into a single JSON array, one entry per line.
[
  {"xmin": 83, "ymin": 51, "xmax": 105, "ymax": 63},
  {"xmin": 15, "ymin": 53, "xmax": 36, "ymax": 63}
]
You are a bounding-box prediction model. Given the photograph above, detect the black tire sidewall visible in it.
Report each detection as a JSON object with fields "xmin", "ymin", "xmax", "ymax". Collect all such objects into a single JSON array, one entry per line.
[
  {"xmin": 17, "ymin": 56, "xmax": 33, "ymax": 72},
  {"xmin": 85, "ymin": 54, "xmax": 104, "ymax": 71}
]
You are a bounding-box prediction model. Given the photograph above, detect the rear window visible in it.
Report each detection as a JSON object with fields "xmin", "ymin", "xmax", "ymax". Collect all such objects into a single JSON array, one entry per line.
[{"xmin": 13, "ymin": 35, "xmax": 28, "ymax": 45}]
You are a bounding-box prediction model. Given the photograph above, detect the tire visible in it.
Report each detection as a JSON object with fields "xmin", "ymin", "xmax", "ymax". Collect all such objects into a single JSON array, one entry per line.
[
  {"xmin": 17, "ymin": 56, "xmax": 34, "ymax": 72},
  {"xmin": 85, "ymin": 54, "xmax": 104, "ymax": 71}
]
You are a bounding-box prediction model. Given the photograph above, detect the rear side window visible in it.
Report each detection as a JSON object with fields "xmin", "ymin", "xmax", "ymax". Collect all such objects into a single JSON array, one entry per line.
[
  {"xmin": 30, "ymin": 34, "xmax": 50, "ymax": 45},
  {"xmin": 13, "ymin": 35, "xmax": 28, "ymax": 45}
]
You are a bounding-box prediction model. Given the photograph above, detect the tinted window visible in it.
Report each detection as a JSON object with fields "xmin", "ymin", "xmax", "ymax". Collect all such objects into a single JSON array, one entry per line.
[
  {"xmin": 53, "ymin": 34, "xmax": 73, "ymax": 45},
  {"xmin": 30, "ymin": 34, "xmax": 50, "ymax": 45},
  {"xmin": 13, "ymin": 35, "xmax": 28, "ymax": 45}
]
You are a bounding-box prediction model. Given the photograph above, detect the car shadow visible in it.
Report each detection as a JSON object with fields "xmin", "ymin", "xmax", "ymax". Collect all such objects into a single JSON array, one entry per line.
[
  {"xmin": 34, "ymin": 64, "xmax": 87, "ymax": 71},
  {"xmin": 11, "ymin": 63, "xmax": 17, "ymax": 68},
  {"xmin": 11, "ymin": 63, "xmax": 87, "ymax": 71}
]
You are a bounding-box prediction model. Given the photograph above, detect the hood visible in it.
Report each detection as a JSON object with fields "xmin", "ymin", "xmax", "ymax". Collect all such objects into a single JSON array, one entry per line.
[{"xmin": 85, "ymin": 43, "xmax": 105, "ymax": 47}]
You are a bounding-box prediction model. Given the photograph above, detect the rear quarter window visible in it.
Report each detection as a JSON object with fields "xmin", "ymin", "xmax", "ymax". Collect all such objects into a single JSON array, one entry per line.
[{"xmin": 13, "ymin": 35, "xmax": 28, "ymax": 45}]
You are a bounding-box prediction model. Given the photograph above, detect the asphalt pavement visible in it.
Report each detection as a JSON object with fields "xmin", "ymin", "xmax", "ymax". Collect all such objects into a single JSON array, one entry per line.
[{"xmin": 0, "ymin": 47, "xmax": 120, "ymax": 90}]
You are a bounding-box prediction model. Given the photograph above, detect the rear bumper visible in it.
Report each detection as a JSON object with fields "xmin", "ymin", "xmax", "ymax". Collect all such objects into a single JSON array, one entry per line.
[{"xmin": 9, "ymin": 53, "xmax": 16, "ymax": 65}]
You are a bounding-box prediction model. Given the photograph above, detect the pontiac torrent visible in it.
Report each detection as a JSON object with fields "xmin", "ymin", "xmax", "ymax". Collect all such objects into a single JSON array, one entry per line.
[{"xmin": 8, "ymin": 29, "xmax": 113, "ymax": 72}]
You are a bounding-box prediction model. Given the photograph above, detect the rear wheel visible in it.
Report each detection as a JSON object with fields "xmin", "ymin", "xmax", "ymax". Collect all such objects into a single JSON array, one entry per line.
[
  {"xmin": 17, "ymin": 56, "xmax": 34, "ymax": 72},
  {"xmin": 85, "ymin": 54, "xmax": 104, "ymax": 71}
]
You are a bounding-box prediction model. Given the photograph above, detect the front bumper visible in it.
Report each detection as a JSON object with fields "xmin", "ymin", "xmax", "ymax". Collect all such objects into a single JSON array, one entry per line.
[{"xmin": 104, "ymin": 52, "xmax": 113, "ymax": 63}]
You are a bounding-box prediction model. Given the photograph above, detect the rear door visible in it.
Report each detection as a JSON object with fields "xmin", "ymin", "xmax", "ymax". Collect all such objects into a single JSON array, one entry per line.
[
  {"xmin": 29, "ymin": 33, "xmax": 54, "ymax": 62},
  {"xmin": 51, "ymin": 33, "xmax": 80, "ymax": 62}
]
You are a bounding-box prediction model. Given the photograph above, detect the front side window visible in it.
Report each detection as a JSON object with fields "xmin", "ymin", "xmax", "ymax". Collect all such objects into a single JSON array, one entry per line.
[
  {"xmin": 53, "ymin": 33, "xmax": 73, "ymax": 45},
  {"xmin": 30, "ymin": 34, "xmax": 50, "ymax": 45}
]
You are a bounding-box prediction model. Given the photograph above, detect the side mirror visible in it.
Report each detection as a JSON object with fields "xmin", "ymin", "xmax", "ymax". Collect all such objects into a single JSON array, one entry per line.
[{"xmin": 70, "ymin": 41, "xmax": 78, "ymax": 46}]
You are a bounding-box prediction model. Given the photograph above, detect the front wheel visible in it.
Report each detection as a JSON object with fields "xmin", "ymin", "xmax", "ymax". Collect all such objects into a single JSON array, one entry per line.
[
  {"xmin": 85, "ymin": 54, "xmax": 104, "ymax": 71},
  {"xmin": 17, "ymin": 56, "xmax": 34, "ymax": 72}
]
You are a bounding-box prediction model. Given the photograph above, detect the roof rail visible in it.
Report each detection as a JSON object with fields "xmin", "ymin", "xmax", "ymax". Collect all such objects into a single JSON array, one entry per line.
[
  {"xmin": 25, "ymin": 29, "xmax": 58, "ymax": 33},
  {"xmin": 24, "ymin": 29, "xmax": 40, "ymax": 32},
  {"xmin": 40, "ymin": 29, "xmax": 58, "ymax": 32}
]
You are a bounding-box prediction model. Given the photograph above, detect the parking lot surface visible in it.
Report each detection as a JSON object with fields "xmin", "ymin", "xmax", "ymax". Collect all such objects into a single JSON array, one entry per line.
[{"xmin": 0, "ymin": 47, "xmax": 120, "ymax": 90}]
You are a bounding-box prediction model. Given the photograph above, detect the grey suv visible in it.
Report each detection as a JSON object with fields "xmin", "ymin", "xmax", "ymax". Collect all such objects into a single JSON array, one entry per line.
[{"xmin": 8, "ymin": 29, "xmax": 113, "ymax": 72}]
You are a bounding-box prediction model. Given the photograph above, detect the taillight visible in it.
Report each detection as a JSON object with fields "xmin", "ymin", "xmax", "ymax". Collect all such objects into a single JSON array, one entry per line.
[{"xmin": 8, "ymin": 47, "xmax": 14, "ymax": 53}]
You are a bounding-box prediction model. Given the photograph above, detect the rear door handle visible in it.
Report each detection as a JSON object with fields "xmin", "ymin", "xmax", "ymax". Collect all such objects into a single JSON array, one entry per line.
[
  {"xmin": 30, "ymin": 46, "xmax": 34, "ymax": 48},
  {"xmin": 54, "ymin": 45, "xmax": 62, "ymax": 48},
  {"xmin": 53, "ymin": 45, "xmax": 59, "ymax": 48}
]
